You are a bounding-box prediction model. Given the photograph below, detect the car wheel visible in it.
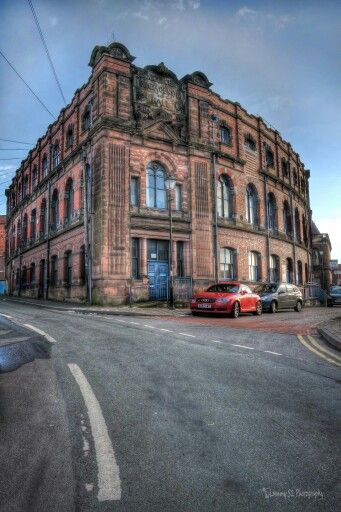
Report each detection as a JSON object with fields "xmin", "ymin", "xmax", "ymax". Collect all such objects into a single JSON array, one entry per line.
[
  {"xmin": 231, "ymin": 302, "xmax": 240, "ymax": 318},
  {"xmin": 294, "ymin": 300, "xmax": 302, "ymax": 312},
  {"xmin": 253, "ymin": 301, "xmax": 262, "ymax": 316},
  {"xmin": 327, "ymin": 302, "xmax": 333, "ymax": 307},
  {"xmin": 191, "ymin": 311, "xmax": 199, "ymax": 316},
  {"xmin": 270, "ymin": 300, "xmax": 278, "ymax": 314}
]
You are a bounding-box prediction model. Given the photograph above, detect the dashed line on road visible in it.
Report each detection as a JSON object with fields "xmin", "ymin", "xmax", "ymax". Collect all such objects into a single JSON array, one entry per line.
[
  {"xmin": 159, "ymin": 328, "xmax": 173, "ymax": 332},
  {"xmin": 297, "ymin": 334, "xmax": 341, "ymax": 367},
  {"xmin": 143, "ymin": 324, "xmax": 155, "ymax": 328},
  {"xmin": 179, "ymin": 332, "xmax": 196, "ymax": 338},
  {"xmin": 232, "ymin": 344, "xmax": 254, "ymax": 350},
  {"xmin": 0, "ymin": 313, "xmax": 12, "ymax": 319},
  {"xmin": 23, "ymin": 323, "xmax": 57, "ymax": 344},
  {"xmin": 264, "ymin": 350, "xmax": 282, "ymax": 356},
  {"xmin": 68, "ymin": 363, "xmax": 121, "ymax": 502},
  {"xmin": 211, "ymin": 340, "xmax": 222, "ymax": 344}
]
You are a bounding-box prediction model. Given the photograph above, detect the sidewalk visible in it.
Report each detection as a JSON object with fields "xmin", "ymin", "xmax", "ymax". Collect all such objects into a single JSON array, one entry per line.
[
  {"xmin": 317, "ymin": 317, "xmax": 341, "ymax": 351},
  {"xmin": 2, "ymin": 296, "xmax": 190, "ymax": 317}
]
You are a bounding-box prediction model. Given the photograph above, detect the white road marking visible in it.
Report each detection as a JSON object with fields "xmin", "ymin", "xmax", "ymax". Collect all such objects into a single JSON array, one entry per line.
[
  {"xmin": 232, "ymin": 344, "xmax": 254, "ymax": 350},
  {"xmin": 116, "ymin": 319, "xmax": 126, "ymax": 323},
  {"xmin": 23, "ymin": 324, "xmax": 57, "ymax": 344},
  {"xmin": 159, "ymin": 328, "xmax": 173, "ymax": 332},
  {"xmin": 68, "ymin": 363, "xmax": 121, "ymax": 502},
  {"xmin": 143, "ymin": 324, "xmax": 155, "ymax": 328},
  {"xmin": 264, "ymin": 350, "xmax": 282, "ymax": 356},
  {"xmin": 211, "ymin": 340, "xmax": 222, "ymax": 344},
  {"xmin": 129, "ymin": 321, "xmax": 139, "ymax": 325},
  {"xmin": 179, "ymin": 333, "xmax": 196, "ymax": 338},
  {"xmin": 0, "ymin": 313, "xmax": 12, "ymax": 319}
]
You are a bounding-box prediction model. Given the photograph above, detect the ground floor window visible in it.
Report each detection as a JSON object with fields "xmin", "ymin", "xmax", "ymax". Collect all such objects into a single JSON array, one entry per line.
[
  {"xmin": 29, "ymin": 263, "xmax": 36, "ymax": 286},
  {"xmin": 64, "ymin": 251, "xmax": 72, "ymax": 287},
  {"xmin": 249, "ymin": 251, "xmax": 261, "ymax": 281},
  {"xmin": 50, "ymin": 256, "xmax": 58, "ymax": 287},
  {"xmin": 132, "ymin": 238, "xmax": 140, "ymax": 279},
  {"xmin": 269, "ymin": 254, "xmax": 279, "ymax": 282},
  {"xmin": 286, "ymin": 257, "xmax": 293, "ymax": 283},
  {"xmin": 177, "ymin": 241, "xmax": 184, "ymax": 277},
  {"xmin": 147, "ymin": 239, "xmax": 169, "ymax": 261},
  {"xmin": 220, "ymin": 247, "xmax": 235, "ymax": 280},
  {"xmin": 297, "ymin": 260, "xmax": 303, "ymax": 285}
]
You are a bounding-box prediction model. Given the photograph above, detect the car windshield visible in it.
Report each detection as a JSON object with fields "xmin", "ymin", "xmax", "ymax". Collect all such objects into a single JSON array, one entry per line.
[
  {"xmin": 207, "ymin": 284, "xmax": 239, "ymax": 293},
  {"xmin": 330, "ymin": 286, "xmax": 341, "ymax": 295},
  {"xmin": 253, "ymin": 283, "xmax": 278, "ymax": 293}
]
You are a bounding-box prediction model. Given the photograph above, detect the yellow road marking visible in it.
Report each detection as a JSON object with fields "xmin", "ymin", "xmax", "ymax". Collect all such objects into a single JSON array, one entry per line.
[
  {"xmin": 307, "ymin": 335, "xmax": 341, "ymax": 365},
  {"xmin": 297, "ymin": 335, "xmax": 341, "ymax": 367}
]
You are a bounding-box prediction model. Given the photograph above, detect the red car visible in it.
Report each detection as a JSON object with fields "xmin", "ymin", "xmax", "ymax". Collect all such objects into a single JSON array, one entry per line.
[{"xmin": 190, "ymin": 282, "xmax": 262, "ymax": 318}]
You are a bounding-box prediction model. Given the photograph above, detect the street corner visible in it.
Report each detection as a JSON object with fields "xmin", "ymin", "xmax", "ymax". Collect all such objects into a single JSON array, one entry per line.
[{"xmin": 297, "ymin": 332, "xmax": 341, "ymax": 367}]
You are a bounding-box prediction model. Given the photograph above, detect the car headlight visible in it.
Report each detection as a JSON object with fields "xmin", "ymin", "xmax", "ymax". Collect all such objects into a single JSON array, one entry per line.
[
  {"xmin": 216, "ymin": 298, "xmax": 230, "ymax": 304},
  {"xmin": 261, "ymin": 295, "xmax": 271, "ymax": 301}
]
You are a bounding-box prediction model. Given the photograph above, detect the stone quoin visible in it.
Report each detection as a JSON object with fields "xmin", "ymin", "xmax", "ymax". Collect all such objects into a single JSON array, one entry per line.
[{"xmin": 5, "ymin": 42, "xmax": 312, "ymax": 304}]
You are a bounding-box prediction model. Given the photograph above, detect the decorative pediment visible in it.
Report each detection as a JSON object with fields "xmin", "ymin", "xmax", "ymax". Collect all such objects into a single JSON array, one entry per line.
[
  {"xmin": 144, "ymin": 62, "xmax": 178, "ymax": 82},
  {"xmin": 181, "ymin": 71, "xmax": 213, "ymax": 89},
  {"xmin": 89, "ymin": 42, "xmax": 135, "ymax": 67},
  {"xmin": 140, "ymin": 120, "xmax": 181, "ymax": 144}
]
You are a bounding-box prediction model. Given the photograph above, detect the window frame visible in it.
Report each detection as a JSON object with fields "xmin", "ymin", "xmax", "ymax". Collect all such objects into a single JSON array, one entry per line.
[
  {"xmin": 131, "ymin": 238, "xmax": 140, "ymax": 279},
  {"xmin": 220, "ymin": 247, "xmax": 236, "ymax": 280}
]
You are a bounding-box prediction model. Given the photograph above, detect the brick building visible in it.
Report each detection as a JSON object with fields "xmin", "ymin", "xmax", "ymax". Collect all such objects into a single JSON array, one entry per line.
[
  {"xmin": 0, "ymin": 215, "xmax": 6, "ymax": 293},
  {"xmin": 311, "ymin": 222, "xmax": 332, "ymax": 289},
  {"xmin": 5, "ymin": 42, "xmax": 312, "ymax": 304}
]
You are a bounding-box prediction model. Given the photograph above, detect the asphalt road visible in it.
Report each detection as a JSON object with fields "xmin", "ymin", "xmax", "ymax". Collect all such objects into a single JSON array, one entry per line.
[{"xmin": 0, "ymin": 300, "xmax": 340, "ymax": 512}]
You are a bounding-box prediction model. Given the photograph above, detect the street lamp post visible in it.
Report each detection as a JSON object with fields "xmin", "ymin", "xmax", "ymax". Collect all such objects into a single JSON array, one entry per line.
[
  {"xmin": 211, "ymin": 114, "xmax": 219, "ymax": 283},
  {"xmin": 165, "ymin": 175, "xmax": 176, "ymax": 309},
  {"xmin": 319, "ymin": 250, "xmax": 326, "ymax": 306}
]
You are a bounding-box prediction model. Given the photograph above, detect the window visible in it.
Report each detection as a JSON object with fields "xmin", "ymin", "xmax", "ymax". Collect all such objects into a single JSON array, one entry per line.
[
  {"xmin": 80, "ymin": 245, "xmax": 86, "ymax": 285},
  {"xmin": 51, "ymin": 189, "xmax": 59, "ymax": 231},
  {"xmin": 42, "ymin": 154, "xmax": 48, "ymax": 178},
  {"xmin": 297, "ymin": 260, "xmax": 303, "ymax": 285},
  {"xmin": 217, "ymin": 175, "xmax": 233, "ymax": 219},
  {"xmin": 65, "ymin": 178, "xmax": 74, "ymax": 224},
  {"xmin": 265, "ymin": 147, "xmax": 274, "ymax": 167},
  {"xmin": 293, "ymin": 169, "xmax": 298, "ymax": 187},
  {"xmin": 267, "ymin": 193, "xmax": 277, "ymax": 231},
  {"xmin": 50, "ymin": 255, "xmax": 58, "ymax": 287},
  {"xmin": 286, "ymin": 257, "xmax": 293, "ymax": 283},
  {"xmin": 32, "ymin": 166, "xmax": 38, "ymax": 188},
  {"xmin": 30, "ymin": 209, "xmax": 36, "ymax": 241},
  {"xmin": 220, "ymin": 248, "xmax": 235, "ymax": 280},
  {"xmin": 52, "ymin": 143, "xmax": 60, "ymax": 169},
  {"xmin": 146, "ymin": 162, "xmax": 167, "ymax": 209},
  {"xmin": 220, "ymin": 126, "xmax": 231, "ymax": 145},
  {"xmin": 177, "ymin": 241, "xmax": 184, "ymax": 277},
  {"xmin": 40, "ymin": 199, "xmax": 47, "ymax": 236},
  {"xmin": 295, "ymin": 208, "xmax": 301, "ymax": 243},
  {"xmin": 147, "ymin": 239, "xmax": 169, "ymax": 261},
  {"xmin": 283, "ymin": 201, "xmax": 292, "ymax": 236},
  {"xmin": 29, "ymin": 263, "xmax": 36, "ymax": 287},
  {"xmin": 23, "ymin": 175, "xmax": 29, "ymax": 197},
  {"xmin": 246, "ymin": 184, "xmax": 258, "ymax": 225},
  {"xmin": 64, "ymin": 251, "xmax": 72, "ymax": 287},
  {"xmin": 269, "ymin": 254, "xmax": 279, "ymax": 282},
  {"xmin": 17, "ymin": 220, "xmax": 21, "ymax": 247},
  {"xmin": 249, "ymin": 251, "xmax": 261, "ymax": 281},
  {"xmin": 22, "ymin": 266, "xmax": 27, "ymax": 288},
  {"xmin": 66, "ymin": 126, "xmax": 73, "ymax": 148},
  {"xmin": 16, "ymin": 268, "xmax": 20, "ymax": 289},
  {"xmin": 302, "ymin": 215, "xmax": 308, "ymax": 246},
  {"xmin": 130, "ymin": 177, "xmax": 139, "ymax": 206},
  {"xmin": 22, "ymin": 214, "xmax": 28, "ymax": 245},
  {"xmin": 305, "ymin": 263, "xmax": 309, "ymax": 284},
  {"xmin": 281, "ymin": 159, "xmax": 289, "ymax": 178},
  {"xmin": 82, "ymin": 106, "xmax": 91, "ymax": 131},
  {"xmin": 175, "ymin": 184, "xmax": 182, "ymax": 211},
  {"xmin": 131, "ymin": 238, "xmax": 140, "ymax": 279},
  {"xmin": 244, "ymin": 134, "xmax": 256, "ymax": 151}
]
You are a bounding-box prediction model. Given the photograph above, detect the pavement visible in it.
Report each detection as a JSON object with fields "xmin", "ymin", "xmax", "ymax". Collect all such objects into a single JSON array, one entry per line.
[{"xmin": 317, "ymin": 316, "xmax": 341, "ymax": 351}]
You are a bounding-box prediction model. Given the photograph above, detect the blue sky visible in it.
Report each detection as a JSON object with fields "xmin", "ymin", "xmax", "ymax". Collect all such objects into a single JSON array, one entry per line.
[{"xmin": 1, "ymin": 0, "xmax": 340, "ymax": 259}]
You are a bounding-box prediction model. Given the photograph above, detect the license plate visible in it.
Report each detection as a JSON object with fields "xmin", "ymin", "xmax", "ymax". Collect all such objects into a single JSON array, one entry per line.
[{"xmin": 198, "ymin": 303, "xmax": 212, "ymax": 309}]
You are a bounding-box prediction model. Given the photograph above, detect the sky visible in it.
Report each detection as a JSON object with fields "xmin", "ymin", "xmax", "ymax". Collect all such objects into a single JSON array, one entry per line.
[{"xmin": 0, "ymin": 0, "xmax": 340, "ymax": 259}]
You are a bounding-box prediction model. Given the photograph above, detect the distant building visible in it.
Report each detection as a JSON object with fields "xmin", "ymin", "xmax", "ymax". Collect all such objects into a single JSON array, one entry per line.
[
  {"xmin": 330, "ymin": 260, "xmax": 341, "ymax": 286},
  {"xmin": 311, "ymin": 221, "xmax": 332, "ymax": 289},
  {"xmin": 0, "ymin": 215, "xmax": 6, "ymax": 293}
]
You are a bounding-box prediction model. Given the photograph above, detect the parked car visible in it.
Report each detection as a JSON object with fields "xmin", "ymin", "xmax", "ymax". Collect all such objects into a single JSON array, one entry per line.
[
  {"xmin": 254, "ymin": 283, "xmax": 303, "ymax": 313},
  {"xmin": 190, "ymin": 282, "xmax": 262, "ymax": 318},
  {"xmin": 327, "ymin": 285, "xmax": 341, "ymax": 307}
]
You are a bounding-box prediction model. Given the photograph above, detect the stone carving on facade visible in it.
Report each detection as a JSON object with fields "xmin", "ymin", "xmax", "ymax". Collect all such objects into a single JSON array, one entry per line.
[{"xmin": 89, "ymin": 42, "xmax": 136, "ymax": 67}]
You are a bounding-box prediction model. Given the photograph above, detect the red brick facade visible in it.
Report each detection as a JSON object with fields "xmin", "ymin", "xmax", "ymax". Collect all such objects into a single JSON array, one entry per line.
[{"xmin": 5, "ymin": 42, "xmax": 311, "ymax": 304}]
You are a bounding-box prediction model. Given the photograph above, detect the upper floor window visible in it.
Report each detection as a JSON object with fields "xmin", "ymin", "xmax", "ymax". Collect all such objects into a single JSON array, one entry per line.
[
  {"xmin": 283, "ymin": 201, "xmax": 292, "ymax": 236},
  {"xmin": 293, "ymin": 169, "xmax": 298, "ymax": 186},
  {"xmin": 82, "ymin": 106, "xmax": 91, "ymax": 131},
  {"xmin": 265, "ymin": 147, "xmax": 274, "ymax": 167},
  {"xmin": 22, "ymin": 214, "xmax": 28, "ymax": 244},
  {"xmin": 130, "ymin": 177, "xmax": 139, "ymax": 207},
  {"xmin": 295, "ymin": 208, "xmax": 301, "ymax": 243},
  {"xmin": 40, "ymin": 199, "xmax": 47, "ymax": 236},
  {"xmin": 52, "ymin": 143, "xmax": 61, "ymax": 169},
  {"xmin": 249, "ymin": 251, "xmax": 261, "ymax": 281},
  {"xmin": 175, "ymin": 184, "xmax": 182, "ymax": 211},
  {"xmin": 220, "ymin": 247, "xmax": 236, "ymax": 280},
  {"xmin": 66, "ymin": 126, "xmax": 74, "ymax": 148},
  {"xmin": 51, "ymin": 189, "xmax": 59, "ymax": 231},
  {"xmin": 244, "ymin": 134, "xmax": 256, "ymax": 151},
  {"xmin": 30, "ymin": 209, "xmax": 37, "ymax": 241},
  {"xmin": 65, "ymin": 178, "xmax": 74, "ymax": 224},
  {"xmin": 269, "ymin": 254, "xmax": 279, "ymax": 282},
  {"xmin": 246, "ymin": 184, "xmax": 258, "ymax": 226},
  {"xmin": 281, "ymin": 158, "xmax": 289, "ymax": 178},
  {"xmin": 23, "ymin": 175, "xmax": 29, "ymax": 197},
  {"xmin": 267, "ymin": 192, "xmax": 277, "ymax": 231},
  {"xmin": 146, "ymin": 162, "xmax": 167, "ymax": 209},
  {"xmin": 302, "ymin": 215, "xmax": 308, "ymax": 246},
  {"xmin": 32, "ymin": 165, "xmax": 38, "ymax": 189},
  {"xmin": 220, "ymin": 125, "xmax": 231, "ymax": 145},
  {"xmin": 217, "ymin": 175, "xmax": 233, "ymax": 219},
  {"xmin": 42, "ymin": 154, "xmax": 48, "ymax": 178}
]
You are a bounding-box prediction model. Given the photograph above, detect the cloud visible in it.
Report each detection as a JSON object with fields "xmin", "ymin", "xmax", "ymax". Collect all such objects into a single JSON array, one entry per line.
[
  {"xmin": 158, "ymin": 17, "xmax": 167, "ymax": 25},
  {"xmin": 315, "ymin": 218, "xmax": 341, "ymax": 261},
  {"xmin": 236, "ymin": 6, "xmax": 256, "ymax": 17},
  {"xmin": 175, "ymin": 0, "xmax": 185, "ymax": 10},
  {"xmin": 49, "ymin": 16, "xmax": 58, "ymax": 27},
  {"xmin": 133, "ymin": 11, "xmax": 149, "ymax": 20},
  {"xmin": 188, "ymin": 0, "xmax": 200, "ymax": 9}
]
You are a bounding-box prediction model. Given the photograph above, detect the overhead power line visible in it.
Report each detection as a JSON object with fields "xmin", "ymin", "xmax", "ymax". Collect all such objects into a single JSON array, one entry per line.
[
  {"xmin": 0, "ymin": 148, "xmax": 29, "ymax": 151},
  {"xmin": 0, "ymin": 138, "xmax": 33, "ymax": 145},
  {"xmin": 0, "ymin": 158, "xmax": 22, "ymax": 161},
  {"xmin": 0, "ymin": 49, "xmax": 56, "ymax": 119},
  {"xmin": 27, "ymin": 0, "xmax": 66, "ymax": 104}
]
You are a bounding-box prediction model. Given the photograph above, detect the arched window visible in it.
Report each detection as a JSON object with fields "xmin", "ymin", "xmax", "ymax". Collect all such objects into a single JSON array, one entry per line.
[
  {"xmin": 66, "ymin": 126, "xmax": 73, "ymax": 148},
  {"xmin": 65, "ymin": 178, "xmax": 74, "ymax": 224},
  {"xmin": 302, "ymin": 215, "xmax": 308, "ymax": 245},
  {"xmin": 265, "ymin": 147, "xmax": 274, "ymax": 167},
  {"xmin": 32, "ymin": 165, "xmax": 38, "ymax": 188},
  {"xmin": 286, "ymin": 257, "xmax": 293, "ymax": 283},
  {"xmin": 283, "ymin": 201, "xmax": 292, "ymax": 236},
  {"xmin": 52, "ymin": 143, "xmax": 60, "ymax": 169},
  {"xmin": 22, "ymin": 266, "xmax": 27, "ymax": 288},
  {"xmin": 249, "ymin": 251, "xmax": 261, "ymax": 281},
  {"xmin": 267, "ymin": 193, "xmax": 277, "ymax": 231},
  {"xmin": 220, "ymin": 125, "xmax": 231, "ymax": 145},
  {"xmin": 30, "ymin": 263, "xmax": 36, "ymax": 287},
  {"xmin": 64, "ymin": 251, "xmax": 72, "ymax": 287},
  {"xmin": 18, "ymin": 183, "xmax": 22, "ymax": 202},
  {"xmin": 17, "ymin": 220, "xmax": 21, "ymax": 247},
  {"xmin": 305, "ymin": 263, "xmax": 309, "ymax": 283},
  {"xmin": 146, "ymin": 162, "xmax": 167, "ymax": 209},
  {"xmin": 297, "ymin": 260, "xmax": 303, "ymax": 285},
  {"xmin": 40, "ymin": 199, "xmax": 47, "ymax": 236},
  {"xmin": 51, "ymin": 189, "xmax": 59, "ymax": 231},
  {"xmin": 79, "ymin": 245, "xmax": 86, "ymax": 285},
  {"xmin": 82, "ymin": 106, "xmax": 91, "ymax": 131},
  {"xmin": 220, "ymin": 248, "xmax": 236, "ymax": 280},
  {"xmin": 42, "ymin": 154, "xmax": 48, "ymax": 178},
  {"xmin": 244, "ymin": 134, "xmax": 256, "ymax": 151},
  {"xmin": 217, "ymin": 175, "xmax": 233, "ymax": 219},
  {"xmin": 246, "ymin": 184, "xmax": 258, "ymax": 225},
  {"xmin": 23, "ymin": 175, "xmax": 29, "ymax": 197},
  {"xmin": 50, "ymin": 255, "xmax": 58, "ymax": 287},
  {"xmin": 295, "ymin": 208, "xmax": 301, "ymax": 243},
  {"xmin": 313, "ymin": 250, "xmax": 320, "ymax": 266},
  {"xmin": 281, "ymin": 159, "xmax": 289, "ymax": 177},
  {"xmin": 269, "ymin": 254, "xmax": 279, "ymax": 282},
  {"xmin": 22, "ymin": 214, "xmax": 28, "ymax": 245},
  {"xmin": 293, "ymin": 169, "xmax": 298, "ymax": 187},
  {"xmin": 30, "ymin": 209, "xmax": 36, "ymax": 241}
]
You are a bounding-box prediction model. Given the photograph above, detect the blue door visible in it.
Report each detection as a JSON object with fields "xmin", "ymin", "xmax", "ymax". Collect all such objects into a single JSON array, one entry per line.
[{"xmin": 148, "ymin": 261, "xmax": 169, "ymax": 300}]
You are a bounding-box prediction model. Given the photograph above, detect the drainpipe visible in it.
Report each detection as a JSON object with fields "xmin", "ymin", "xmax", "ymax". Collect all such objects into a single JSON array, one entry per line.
[
  {"xmin": 18, "ymin": 206, "xmax": 23, "ymax": 297},
  {"xmin": 289, "ymin": 164, "xmax": 297, "ymax": 284},
  {"xmin": 82, "ymin": 145, "xmax": 92, "ymax": 305},
  {"xmin": 46, "ymin": 141, "xmax": 52, "ymax": 300},
  {"xmin": 211, "ymin": 115, "xmax": 219, "ymax": 282},
  {"xmin": 263, "ymin": 175, "xmax": 271, "ymax": 282}
]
